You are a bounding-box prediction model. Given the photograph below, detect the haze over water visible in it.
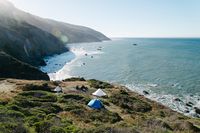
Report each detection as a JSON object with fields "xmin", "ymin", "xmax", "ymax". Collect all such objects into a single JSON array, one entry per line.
[{"xmin": 41, "ymin": 38, "xmax": 200, "ymax": 116}]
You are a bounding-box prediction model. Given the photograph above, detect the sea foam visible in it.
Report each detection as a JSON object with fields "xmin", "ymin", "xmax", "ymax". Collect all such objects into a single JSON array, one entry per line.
[
  {"xmin": 125, "ymin": 83, "xmax": 200, "ymax": 117},
  {"xmin": 41, "ymin": 46, "xmax": 103, "ymax": 81}
]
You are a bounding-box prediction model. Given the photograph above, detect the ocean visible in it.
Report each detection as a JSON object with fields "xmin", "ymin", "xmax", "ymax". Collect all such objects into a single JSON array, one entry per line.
[{"xmin": 41, "ymin": 38, "xmax": 200, "ymax": 117}]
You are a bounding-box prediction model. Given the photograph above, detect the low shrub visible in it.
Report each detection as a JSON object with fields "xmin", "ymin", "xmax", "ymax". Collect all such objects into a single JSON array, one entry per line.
[
  {"xmin": 60, "ymin": 94, "xmax": 90, "ymax": 104},
  {"xmin": 26, "ymin": 116, "xmax": 42, "ymax": 126},
  {"xmin": 21, "ymin": 83, "xmax": 52, "ymax": 92},
  {"xmin": 46, "ymin": 113, "xmax": 57, "ymax": 120},
  {"xmin": 0, "ymin": 122, "xmax": 28, "ymax": 133},
  {"xmin": 6, "ymin": 110, "xmax": 25, "ymax": 119},
  {"xmin": 13, "ymin": 98, "xmax": 42, "ymax": 108},
  {"xmin": 7, "ymin": 104, "xmax": 31, "ymax": 116},
  {"xmin": 38, "ymin": 103, "xmax": 63, "ymax": 114},
  {"xmin": 88, "ymin": 79, "xmax": 113, "ymax": 89},
  {"xmin": 0, "ymin": 101, "xmax": 8, "ymax": 105},
  {"xmin": 64, "ymin": 105, "xmax": 83, "ymax": 112},
  {"xmin": 34, "ymin": 121, "xmax": 52, "ymax": 133},
  {"xmin": 18, "ymin": 91, "xmax": 57, "ymax": 102},
  {"xmin": 110, "ymin": 92, "xmax": 152, "ymax": 113},
  {"xmin": 50, "ymin": 126, "xmax": 65, "ymax": 133},
  {"xmin": 79, "ymin": 126, "xmax": 136, "ymax": 133},
  {"xmin": 63, "ymin": 77, "xmax": 86, "ymax": 82},
  {"xmin": 89, "ymin": 110, "xmax": 122, "ymax": 124}
]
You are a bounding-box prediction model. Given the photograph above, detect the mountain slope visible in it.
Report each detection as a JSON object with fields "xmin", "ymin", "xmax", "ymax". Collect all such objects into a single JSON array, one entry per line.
[
  {"xmin": 0, "ymin": 0, "xmax": 110, "ymax": 44},
  {"xmin": 0, "ymin": 0, "xmax": 110, "ymax": 80},
  {"xmin": 0, "ymin": 51, "xmax": 49, "ymax": 80},
  {"xmin": 0, "ymin": 20, "xmax": 68, "ymax": 66}
]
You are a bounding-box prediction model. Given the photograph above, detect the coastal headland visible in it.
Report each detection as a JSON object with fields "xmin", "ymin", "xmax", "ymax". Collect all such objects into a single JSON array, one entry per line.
[{"xmin": 0, "ymin": 77, "xmax": 200, "ymax": 133}]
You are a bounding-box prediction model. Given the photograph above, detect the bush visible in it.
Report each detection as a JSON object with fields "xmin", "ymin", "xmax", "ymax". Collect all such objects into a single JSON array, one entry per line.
[
  {"xmin": 64, "ymin": 105, "xmax": 82, "ymax": 112},
  {"xmin": 60, "ymin": 94, "xmax": 90, "ymax": 104},
  {"xmin": 34, "ymin": 121, "xmax": 52, "ymax": 133},
  {"xmin": 88, "ymin": 79, "xmax": 113, "ymax": 89},
  {"xmin": 38, "ymin": 103, "xmax": 63, "ymax": 114},
  {"xmin": 21, "ymin": 83, "xmax": 52, "ymax": 91},
  {"xmin": 62, "ymin": 94, "xmax": 84, "ymax": 101},
  {"xmin": 64, "ymin": 125, "xmax": 79, "ymax": 133},
  {"xmin": 79, "ymin": 126, "xmax": 136, "ymax": 133},
  {"xmin": 63, "ymin": 77, "xmax": 86, "ymax": 82},
  {"xmin": 70, "ymin": 109, "xmax": 85, "ymax": 116},
  {"xmin": 18, "ymin": 91, "xmax": 57, "ymax": 102},
  {"xmin": 0, "ymin": 122, "xmax": 28, "ymax": 133},
  {"xmin": 110, "ymin": 91, "xmax": 152, "ymax": 113},
  {"xmin": 26, "ymin": 116, "xmax": 41, "ymax": 126},
  {"xmin": 88, "ymin": 110, "xmax": 122, "ymax": 124},
  {"xmin": 6, "ymin": 110, "xmax": 25, "ymax": 119},
  {"xmin": 7, "ymin": 104, "xmax": 31, "ymax": 116},
  {"xmin": 29, "ymin": 109, "xmax": 46, "ymax": 118},
  {"xmin": 0, "ymin": 101, "xmax": 8, "ymax": 105},
  {"xmin": 50, "ymin": 126, "xmax": 66, "ymax": 133},
  {"xmin": 13, "ymin": 98, "xmax": 42, "ymax": 108},
  {"xmin": 46, "ymin": 113, "xmax": 57, "ymax": 120}
]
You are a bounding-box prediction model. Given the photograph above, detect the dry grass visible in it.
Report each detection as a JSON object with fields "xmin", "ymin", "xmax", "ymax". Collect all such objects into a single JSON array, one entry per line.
[{"xmin": 0, "ymin": 78, "xmax": 200, "ymax": 133}]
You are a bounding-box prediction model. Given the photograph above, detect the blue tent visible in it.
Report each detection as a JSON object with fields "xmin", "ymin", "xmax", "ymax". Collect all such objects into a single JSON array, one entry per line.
[{"xmin": 87, "ymin": 99, "xmax": 103, "ymax": 109}]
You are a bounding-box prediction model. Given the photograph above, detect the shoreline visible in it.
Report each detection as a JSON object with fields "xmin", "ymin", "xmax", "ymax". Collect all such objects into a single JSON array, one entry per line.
[
  {"xmin": 125, "ymin": 83, "xmax": 200, "ymax": 118},
  {"xmin": 41, "ymin": 43, "xmax": 104, "ymax": 81},
  {"xmin": 40, "ymin": 42, "xmax": 200, "ymax": 118}
]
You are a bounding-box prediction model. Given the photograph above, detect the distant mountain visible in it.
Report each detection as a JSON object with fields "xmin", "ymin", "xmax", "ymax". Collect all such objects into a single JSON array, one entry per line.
[
  {"xmin": 0, "ymin": 21, "xmax": 68, "ymax": 66},
  {"xmin": 0, "ymin": 0, "xmax": 110, "ymax": 80},
  {"xmin": 0, "ymin": 0, "xmax": 110, "ymax": 43}
]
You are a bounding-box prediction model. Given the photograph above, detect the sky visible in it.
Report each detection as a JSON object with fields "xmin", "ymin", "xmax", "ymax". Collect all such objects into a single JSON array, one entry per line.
[{"xmin": 9, "ymin": 0, "xmax": 200, "ymax": 37}]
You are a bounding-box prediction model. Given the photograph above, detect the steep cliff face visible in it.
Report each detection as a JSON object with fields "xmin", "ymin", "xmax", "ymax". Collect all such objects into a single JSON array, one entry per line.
[
  {"xmin": 0, "ymin": 51, "xmax": 49, "ymax": 80},
  {"xmin": 0, "ymin": 21, "xmax": 68, "ymax": 66},
  {"xmin": 0, "ymin": 0, "xmax": 110, "ymax": 80}
]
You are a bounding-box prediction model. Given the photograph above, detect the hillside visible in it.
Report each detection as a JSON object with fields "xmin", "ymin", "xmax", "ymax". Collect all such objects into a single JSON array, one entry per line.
[
  {"xmin": 0, "ymin": 51, "xmax": 49, "ymax": 80},
  {"xmin": 0, "ymin": 78, "xmax": 200, "ymax": 133},
  {"xmin": 0, "ymin": 0, "xmax": 110, "ymax": 44},
  {"xmin": 0, "ymin": 0, "xmax": 110, "ymax": 80}
]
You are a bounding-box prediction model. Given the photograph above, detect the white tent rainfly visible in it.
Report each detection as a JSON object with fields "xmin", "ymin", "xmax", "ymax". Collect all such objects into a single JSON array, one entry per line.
[
  {"xmin": 92, "ymin": 89, "xmax": 107, "ymax": 97},
  {"xmin": 54, "ymin": 86, "xmax": 62, "ymax": 93}
]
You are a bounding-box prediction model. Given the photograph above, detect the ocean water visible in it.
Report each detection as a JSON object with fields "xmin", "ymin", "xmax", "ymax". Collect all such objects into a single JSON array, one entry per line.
[{"xmin": 41, "ymin": 38, "xmax": 200, "ymax": 117}]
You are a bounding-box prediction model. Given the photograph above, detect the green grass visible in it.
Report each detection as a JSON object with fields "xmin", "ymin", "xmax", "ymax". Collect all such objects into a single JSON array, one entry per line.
[{"xmin": 87, "ymin": 79, "xmax": 113, "ymax": 89}]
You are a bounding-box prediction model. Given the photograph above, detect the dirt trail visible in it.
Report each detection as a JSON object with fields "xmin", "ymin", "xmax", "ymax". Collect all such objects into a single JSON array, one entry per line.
[{"xmin": 0, "ymin": 79, "xmax": 18, "ymax": 101}]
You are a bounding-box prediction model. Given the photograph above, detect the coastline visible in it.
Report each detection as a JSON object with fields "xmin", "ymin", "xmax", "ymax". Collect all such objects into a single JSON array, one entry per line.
[
  {"xmin": 40, "ymin": 40, "xmax": 200, "ymax": 118},
  {"xmin": 39, "ymin": 41, "xmax": 200, "ymax": 117},
  {"xmin": 40, "ymin": 43, "xmax": 104, "ymax": 81},
  {"xmin": 125, "ymin": 83, "xmax": 200, "ymax": 118}
]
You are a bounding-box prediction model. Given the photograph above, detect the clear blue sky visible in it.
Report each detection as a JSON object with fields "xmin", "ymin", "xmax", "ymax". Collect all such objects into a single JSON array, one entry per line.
[{"xmin": 9, "ymin": 0, "xmax": 200, "ymax": 37}]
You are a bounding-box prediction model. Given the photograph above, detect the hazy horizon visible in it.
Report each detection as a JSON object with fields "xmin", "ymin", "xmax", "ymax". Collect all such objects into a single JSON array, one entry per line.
[{"xmin": 9, "ymin": 0, "xmax": 200, "ymax": 38}]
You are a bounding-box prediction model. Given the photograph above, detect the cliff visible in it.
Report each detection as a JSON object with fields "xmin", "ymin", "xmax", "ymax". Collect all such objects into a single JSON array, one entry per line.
[
  {"xmin": 0, "ymin": 0, "xmax": 110, "ymax": 80},
  {"xmin": 0, "ymin": 51, "xmax": 49, "ymax": 80}
]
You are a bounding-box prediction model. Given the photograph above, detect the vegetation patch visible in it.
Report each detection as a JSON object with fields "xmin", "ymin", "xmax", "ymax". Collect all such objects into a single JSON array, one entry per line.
[
  {"xmin": 63, "ymin": 77, "xmax": 86, "ymax": 82},
  {"xmin": 59, "ymin": 94, "xmax": 90, "ymax": 105},
  {"xmin": 110, "ymin": 90, "xmax": 152, "ymax": 113},
  {"xmin": 0, "ymin": 79, "xmax": 200, "ymax": 132},
  {"xmin": 20, "ymin": 83, "xmax": 53, "ymax": 92},
  {"xmin": 88, "ymin": 79, "xmax": 113, "ymax": 89}
]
